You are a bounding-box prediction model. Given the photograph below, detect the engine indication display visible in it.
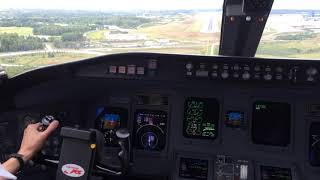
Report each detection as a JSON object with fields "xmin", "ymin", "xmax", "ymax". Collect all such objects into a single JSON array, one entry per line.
[
  {"xmin": 179, "ymin": 158, "xmax": 208, "ymax": 180},
  {"xmin": 252, "ymin": 101, "xmax": 291, "ymax": 147},
  {"xmin": 184, "ymin": 97, "xmax": 219, "ymax": 139},
  {"xmin": 260, "ymin": 166, "xmax": 292, "ymax": 180}
]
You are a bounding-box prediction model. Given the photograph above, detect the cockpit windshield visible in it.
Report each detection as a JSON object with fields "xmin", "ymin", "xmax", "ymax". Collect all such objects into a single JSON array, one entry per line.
[
  {"xmin": 256, "ymin": 0, "xmax": 320, "ymax": 59},
  {"xmin": 0, "ymin": 0, "xmax": 319, "ymax": 77}
]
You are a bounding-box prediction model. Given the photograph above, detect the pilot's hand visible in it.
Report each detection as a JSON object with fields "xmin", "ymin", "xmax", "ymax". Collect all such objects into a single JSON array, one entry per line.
[{"xmin": 18, "ymin": 120, "xmax": 59, "ymax": 162}]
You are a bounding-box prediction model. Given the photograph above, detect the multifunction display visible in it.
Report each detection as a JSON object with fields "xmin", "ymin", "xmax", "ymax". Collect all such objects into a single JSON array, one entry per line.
[
  {"xmin": 179, "ymin": 158, "xmax": 208, "ymax": 180},
  {"xmin": 184, "ymin": 97, "xmax": 219, "ymax": 139},
  {"xmin": 252, "ymin": 101, "xmax": 291, "ymax": 146}
]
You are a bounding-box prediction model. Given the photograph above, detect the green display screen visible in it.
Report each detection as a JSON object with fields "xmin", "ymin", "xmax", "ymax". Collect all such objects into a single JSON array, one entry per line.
[{"xmin": 183, "ymin": 97, "xmax": 219, "ymax": 139}]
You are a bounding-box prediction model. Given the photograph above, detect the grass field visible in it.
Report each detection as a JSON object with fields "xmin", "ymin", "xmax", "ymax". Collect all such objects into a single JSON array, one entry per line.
[
  {"xmin": 0, "ymin": 27, "xmax": 33, "ymax": 36},
  {"xmin": 135, "ymin": 14, "xmax": 220, "ymax": 43},
  {"xmin": 0, "ymin": 53, "xmax": 95, "ymax": 77},
  {"xmin": 256, "ymin": 33, "xmax": 320, "ymax": 59},
  {"xmin": 86, "ymin": 30, "xmax": 108, "ymax": 41}
]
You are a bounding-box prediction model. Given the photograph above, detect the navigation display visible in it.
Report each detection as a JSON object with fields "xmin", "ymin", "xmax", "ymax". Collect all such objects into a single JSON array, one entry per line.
[
  {"xmin": 252, "ymin": 101, "xmax": 291, "ymax": 146},
  {"xmin": 134, "ymin": 110, "xmax": 167, "ymax": 151},
  {"xmin": 179, "ymin": 158, "xmax": 208, "ymax": 180},
  {"xmin": 260, "ymin": 166, "xmax": 292, "ymax": 180},
  {"xmin": 184, "ymin": 97, "xmax": 219, "ymax": 139}
]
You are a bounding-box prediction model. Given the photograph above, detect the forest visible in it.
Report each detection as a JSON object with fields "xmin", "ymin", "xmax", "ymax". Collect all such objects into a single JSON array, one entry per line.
[
  {"xmin": 0, "ymin": 33, "xmax": 44, "ymax": 52},
  {"xmin": 0, "ymin": 10, "xmax": 154, "ymax": 52}
]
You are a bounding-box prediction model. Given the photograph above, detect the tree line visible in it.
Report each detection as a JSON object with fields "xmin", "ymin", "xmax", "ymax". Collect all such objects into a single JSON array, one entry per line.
[
  {"xmin": 0, "ymin": 33, "xmax": 44, "ymax": 52},
  {"xmin": 0, "ymin": 11, "xmax": 153, "ymax": 30},
  {"xmin": 33, "ymin": 25, "xmax": 92, "ymax": 36},
  {"xmin": 0, "ymin": 31, "xmax": 86, "ymax": 52},
  {"xmin": 0, "ymin": 10, "xmax": 155, "ymax": 52}
]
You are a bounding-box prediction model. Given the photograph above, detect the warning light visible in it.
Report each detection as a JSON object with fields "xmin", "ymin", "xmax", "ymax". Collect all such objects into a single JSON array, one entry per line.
[
  {"xmin": 230, "ymin": 16, "xmax": 235, "ymax": 22},
  {"xmin": 90, "ymin": 144, "xmax": 96, "ymax": 149}
]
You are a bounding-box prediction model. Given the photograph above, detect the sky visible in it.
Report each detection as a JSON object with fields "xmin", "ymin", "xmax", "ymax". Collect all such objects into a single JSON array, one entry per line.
[{"xmin": 0, "ymin": 0, "xmax": 319, "ymax": 11}]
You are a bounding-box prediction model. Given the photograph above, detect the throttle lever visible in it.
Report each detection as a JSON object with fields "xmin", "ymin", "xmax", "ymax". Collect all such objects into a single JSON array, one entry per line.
[
  {"xmin": 37, "ymin": 115, "xmax": 55, "ymax": 132},
  {"xmin": 116, "ymin": 128, "xmax": 131, "ymax": 175}
]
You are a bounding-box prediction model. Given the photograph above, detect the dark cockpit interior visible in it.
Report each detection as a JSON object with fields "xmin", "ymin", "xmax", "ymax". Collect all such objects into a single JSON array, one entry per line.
[{"xmin": 0, "ymin": 0, "xmax": 320, "ymax": 180}]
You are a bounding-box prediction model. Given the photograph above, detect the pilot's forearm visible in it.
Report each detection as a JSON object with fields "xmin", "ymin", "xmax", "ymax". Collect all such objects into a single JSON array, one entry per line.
[
  {"xmin": 2, "ymin": 149, "xmax": 33, "ymax": 175},
  {"xmin": 2, "ymin": 158, "xmax": 20, "ymax": 175}
]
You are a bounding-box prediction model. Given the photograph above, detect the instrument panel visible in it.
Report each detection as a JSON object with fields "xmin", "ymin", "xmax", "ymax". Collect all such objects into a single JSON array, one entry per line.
[{"xmin": 0, "ymin": 53, "xmax": 320, "ymax": 180}]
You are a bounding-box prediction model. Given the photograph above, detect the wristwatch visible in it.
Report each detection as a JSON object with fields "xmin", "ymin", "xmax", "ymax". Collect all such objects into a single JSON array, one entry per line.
[{"xmin": 8, "ymin": 153, "xmax": 25, "ymax": 171}]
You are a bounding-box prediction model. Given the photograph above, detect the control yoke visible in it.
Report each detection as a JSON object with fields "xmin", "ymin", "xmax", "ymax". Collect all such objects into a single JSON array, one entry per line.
[{"xmin": 56, "ymin": 127, "xmax": 131, "ymax": 180}]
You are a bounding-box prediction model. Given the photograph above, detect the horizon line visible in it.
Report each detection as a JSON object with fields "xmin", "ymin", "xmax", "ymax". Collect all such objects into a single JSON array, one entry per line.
[{"xmin": 0, "ymin": 8, "xmax": 320, "ymax": 12}]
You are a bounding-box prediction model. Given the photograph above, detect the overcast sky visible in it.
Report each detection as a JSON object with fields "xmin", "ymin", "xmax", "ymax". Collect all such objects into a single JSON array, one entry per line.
[{"xmin": 0, "ymin": 0, "xmax": 319, "ymax": 11}]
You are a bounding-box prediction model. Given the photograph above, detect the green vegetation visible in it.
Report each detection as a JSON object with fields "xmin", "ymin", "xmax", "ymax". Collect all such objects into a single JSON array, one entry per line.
[
  {"xmin": 33, "ymin": 25, "xmax": 92, "ymax": 36},
  {"xmin": 275, "ymin": 32, "xmax": 317, "ymax": 41},
  {"xmin": 3, "ymin": 65, "xmax": 36, "ymax": 77},
  {"xmin": 0, "ymin": 33, "xmax": 44, "ymax": 52},
  {"xmin": 0, "ymin": 27, "xmax": 33, "ymax": 36},
  {"xmin": 53, "ymin": 38, "xmax": 86, "ymax": 49},
  {"xmin": 0, "ymin": 10, "xmax": 152, "ymax": 29},
  {"xmin": 86, "ymin": 30, "xmax": 108, "ymax": 41},
  {"xmin": 95, "ymin": 44, "xmax": 216, "ymax": 56},
  {"xmin": 0, "ymin": 53, "xmax": 95, "ymax": 76},
  {"xmin": 257, "ymin": 33, "xmax": 320, "ymax": 59},
  {"xmin": 102, "ymin": 16, "xmax": 152, "ymax": 29},
  {"xmin": 61, "ymin": 32, "xmax": 84, "ymax": 41}
]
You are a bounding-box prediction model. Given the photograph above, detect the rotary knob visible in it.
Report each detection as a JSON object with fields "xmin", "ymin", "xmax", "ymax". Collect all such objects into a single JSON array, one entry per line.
[
  {"xmin": 242, "ymin": 72, "xmax": 251, "ymax": 80},
  {"xmin": 221, "ymin": 71, "xmax": 229, "ymax": 79},
  {"xmin": 185, "ymin": 63, "xmax": 193, "ymax": 70},
  {"xmin": 275, "ymin": 67, "xmax": 284, "ymax": 73},
  {"xmin": 307, "ymin": 67, "xmax": 318, "ymax": 76},
  {"xmin": 264, "ymin": 74, "xmax": 272, "ymax": 81}
]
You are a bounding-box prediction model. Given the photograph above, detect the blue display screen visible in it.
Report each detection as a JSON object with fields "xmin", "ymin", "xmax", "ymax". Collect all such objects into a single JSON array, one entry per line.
[
  {"xmin": 225, "ymin": 111, "xmax": 243, "ymax": 128},
  {"xmin": 228, "ymin": 112, "xmax": 242, "ymax": 121},
  {"xmin": 95, "ymin": 106, "xmax": 128, "ymax": 146},
  {"xmin": 96, "ymin": 107, "xmax": 121, "ymax": 130},
  {"xmin": 104, "ymin": 114, "xmax": 120, "ymax": 121},
  {"xmin": 101, "ymin": 114, "xmax": 120, "ymax": 130}
]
